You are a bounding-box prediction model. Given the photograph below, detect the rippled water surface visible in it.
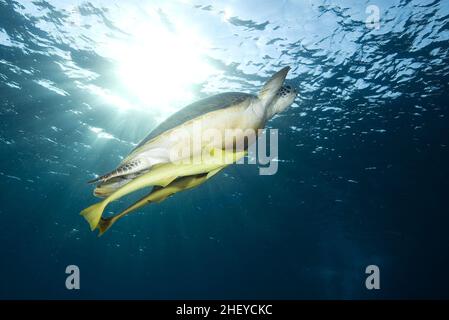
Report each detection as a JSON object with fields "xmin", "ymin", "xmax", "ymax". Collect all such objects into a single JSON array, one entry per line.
[{"xmin": 1, "ymin": 0, "xmax": 449, "ymax": 299}]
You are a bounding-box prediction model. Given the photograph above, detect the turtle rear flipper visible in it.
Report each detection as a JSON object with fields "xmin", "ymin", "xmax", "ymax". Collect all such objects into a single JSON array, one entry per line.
[
  {"xmin": 93, "ymin": 176, "xmax": 132, "ymax": 198},
  {"xmin": 87, "ymin": 158, "xmax": 148, "ymax": 184}
]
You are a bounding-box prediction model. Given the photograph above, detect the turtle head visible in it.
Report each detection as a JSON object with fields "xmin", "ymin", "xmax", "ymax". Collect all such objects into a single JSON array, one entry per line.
[{"xmin": 266, "ymin": 85, "xmax": 297, "ymax": 118}]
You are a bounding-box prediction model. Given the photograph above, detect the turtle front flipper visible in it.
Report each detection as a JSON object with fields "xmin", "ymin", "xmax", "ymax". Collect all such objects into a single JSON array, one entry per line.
[{"xmin": 258, "ymin": 66, "xmax": 290, "ymax": 108}]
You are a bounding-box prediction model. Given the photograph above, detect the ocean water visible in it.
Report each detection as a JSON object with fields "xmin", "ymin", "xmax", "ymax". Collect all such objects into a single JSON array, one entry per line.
[{"xmin": 1, "ymin": 0, "xmax": 448, "ymax": 299}]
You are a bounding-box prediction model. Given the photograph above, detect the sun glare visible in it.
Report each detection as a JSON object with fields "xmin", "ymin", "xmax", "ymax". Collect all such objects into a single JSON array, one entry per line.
[{"xmin": 107, "ymin": 16, "xmax": 215, "ymax": 120}]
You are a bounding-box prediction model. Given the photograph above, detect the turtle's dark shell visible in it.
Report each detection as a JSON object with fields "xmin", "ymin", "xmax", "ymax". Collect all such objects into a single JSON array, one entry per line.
[{"xmin": 132, "ymin": 92, "xmax": 254, "ymax": 151}]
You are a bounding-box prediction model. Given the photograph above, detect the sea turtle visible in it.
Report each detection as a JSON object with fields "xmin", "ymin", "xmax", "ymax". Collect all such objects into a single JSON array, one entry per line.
[
  {"xmin": 81, "ymin": 66, "xmax": 297, "ymax": 235},
  {"xmin": 89, "ymin": 66, "xmax": 297, "ymax": 197}
]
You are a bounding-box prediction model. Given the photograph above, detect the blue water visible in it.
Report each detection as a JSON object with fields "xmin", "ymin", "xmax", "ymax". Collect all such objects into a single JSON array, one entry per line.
[{"xmin": 1, "ymin": 0, "xmax": 449, "ymax": 299}]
